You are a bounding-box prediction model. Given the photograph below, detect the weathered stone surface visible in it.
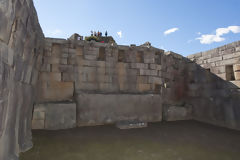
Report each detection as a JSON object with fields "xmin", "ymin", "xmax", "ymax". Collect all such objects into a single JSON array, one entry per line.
[
  {"xmin": 140, "ymin": 69, "xmax": 158, "ymax": 76},
  {"xmin": 33, "ymin": 103, "xmax": 76, "ymax": 130},
  {"xmin": 39, "ymin": 72, "xmax": 61, "ymax": 82},
  {"xmin": 76, "ymin": 94, "xmax": 162, "ymax": 126},
  {"xmin": 1, "ymin": 1, "xmax": 240, "ymax": 159},
  {"xmin": 234, "ymin": 72, "xmax": 240, "ymax": 80},
  {"xmin": 32, "ymin": 120, "xmax": 45, "ymax": 130},
  {"xmin": 38, "ymin": 82, "xmax": 74, "ymax": 102},
  {"xmin": 188, "ymin": 41, "xmax": 240, "ymax": 131},
  {"xmin": 233, "ymin": 64, "xmax": 240, "ymax": 72},
  {"xmin": 0, "ymin": 0, "xmax": 44, "ymax": 159},
  {"xmin": 137, "ymin": 83, "xmax": 151, "ymax": 92},
  {"xmin": 163, "ymin": 105, "xmax": 192, "ymax": 121}
]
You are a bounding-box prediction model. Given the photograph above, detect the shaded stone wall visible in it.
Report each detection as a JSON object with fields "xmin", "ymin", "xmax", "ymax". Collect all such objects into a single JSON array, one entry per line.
[
  {"xmin": 0, "ymin": 0, "xmax": 44, "ymax": 159},
  {"xmin": 35, "ymin": 38, "xmax": 193, "ymax": 129},
  {"xmin": 187, "ymin": 41, "xmax": 240, "ymax": 130}
]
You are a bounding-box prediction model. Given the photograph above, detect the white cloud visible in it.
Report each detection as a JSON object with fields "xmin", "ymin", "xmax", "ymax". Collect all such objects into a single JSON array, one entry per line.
[
  {"xmin": 45, "ymin": 29, "xmax": 63, "ymax": 37},
  {"xmin": 197, "ymin": 32, "xmax": 201, "ymax": 35},
  {"xmin": 164, "ymin": 27, "xmax": 179, "ymax": 35},
  {"xmin": 196, "ymin": 26, "xmax": 240, "ymax": 44},
  {"xmin": 117, "ymin": 31, "xmax": 122, "ymax": 38}
]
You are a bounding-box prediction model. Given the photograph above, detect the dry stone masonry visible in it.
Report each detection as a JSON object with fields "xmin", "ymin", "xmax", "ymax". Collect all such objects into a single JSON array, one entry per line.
[
  {"xmin": 187, "ymin": 41, "xmax": 240, "ymax": 129},
  {"xmin": 35, "ymin": 37, "xmax": 192, "ymax": 128},
  {"xmin": 0, "ymin": 0, "xmax": 44, "ymax": 159},
  {"xmin": 1, "ymin": 0, "xmax": 240, "ymax": 159}
]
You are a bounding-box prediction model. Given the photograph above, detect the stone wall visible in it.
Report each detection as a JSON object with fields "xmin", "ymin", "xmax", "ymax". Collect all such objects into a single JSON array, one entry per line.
[
  {"xmin": 34, "ymin": 37, "xmax": 193, "ymax": 129},
  {"xmin": 0, "ymin": 0, "xmax": 44, "ymax": 159},
  {"xmin": 188, "ymin": 41, "xmax": 240, "ymax": 81},
  {"xmin": 187, "ymin": 41, "xmax": 240, "ymax": 130},
  {"xmin": 1, "ymin": 1, "xmax": 240, "ymax": 159}
]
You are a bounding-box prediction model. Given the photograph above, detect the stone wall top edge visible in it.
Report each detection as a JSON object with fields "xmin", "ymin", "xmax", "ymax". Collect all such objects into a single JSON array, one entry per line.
[
  {"xmin": 44, "ymin": 37, "xmax": 165, "ymax": 53},
  {"xmin": 187, "ymin": 40, "xmax": 240, "ymax": 59}
]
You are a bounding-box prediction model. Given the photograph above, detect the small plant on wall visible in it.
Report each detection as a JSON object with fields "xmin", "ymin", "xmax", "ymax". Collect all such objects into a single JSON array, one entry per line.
[{"xmin": 85, "ymin": 36, "xmax": 100, "ymax": 42}]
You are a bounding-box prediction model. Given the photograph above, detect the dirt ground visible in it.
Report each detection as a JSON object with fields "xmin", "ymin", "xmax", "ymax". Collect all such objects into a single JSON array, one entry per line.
[{"xmin": 20, "ymin": 121, "xmax": 240, "ymax": 160}]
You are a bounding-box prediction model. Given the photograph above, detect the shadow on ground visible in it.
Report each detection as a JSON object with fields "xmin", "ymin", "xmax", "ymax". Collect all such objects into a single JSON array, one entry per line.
[{"xmin": 20, "ymin": 121, "xmax": 240, "ymax": 160}]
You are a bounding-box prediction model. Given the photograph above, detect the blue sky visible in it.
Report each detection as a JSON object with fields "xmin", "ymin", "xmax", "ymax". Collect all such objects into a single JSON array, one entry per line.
[{"xmin": 34, "ymin": 0, "xmax": 240, "ymax": 56}]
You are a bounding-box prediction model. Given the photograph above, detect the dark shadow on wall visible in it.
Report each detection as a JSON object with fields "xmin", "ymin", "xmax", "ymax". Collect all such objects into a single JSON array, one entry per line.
[{"xmin": 183, "ymin": 59, "xmax": 240, "ymax": 130}]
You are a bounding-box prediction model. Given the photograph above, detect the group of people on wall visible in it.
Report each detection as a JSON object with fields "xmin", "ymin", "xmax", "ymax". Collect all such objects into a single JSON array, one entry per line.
[{"xmin": 91, "ymin": 30, "xmax": 108, "ymax": 37}]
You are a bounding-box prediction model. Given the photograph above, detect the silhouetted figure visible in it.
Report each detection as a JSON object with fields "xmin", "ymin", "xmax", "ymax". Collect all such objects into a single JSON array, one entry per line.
[
  {"xmin": 105, "ymin": 31, "xmax": 108, "ymax": 37},
  {"xmin": 91, "ymin": 30, "xmax": 93, "ymax": 36},
  {"xmin": 100, "ymin": 32, "xmax": 102, "ymax": 37},
  {"xmin": 94, "ymin": 31, "xmax": 97, "ymax": 36}
]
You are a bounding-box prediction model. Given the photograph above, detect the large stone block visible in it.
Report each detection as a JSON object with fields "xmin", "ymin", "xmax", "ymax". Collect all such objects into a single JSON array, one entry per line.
[
  {"xmin": 149, "ymin": 64, "xmax": 161, "ymax": 70},
  {"xmin": 233, "ymin": 64, "xmax": 240, "ymax": 72},
  {"xmin": 207, "ymin": 56, "xmax": 222, "ymax": 63},
  {"xmin": 144, "ymin": 52, "xmax": 155, "ymax": 63},
  {"xmin": 148, "ymin": 76, "xmax": 163, "ymax": 84},
  {"xmin": 45, "ymin": 57, "xmax": 60, "ymax": 64},
  {"xmin": 234, "ymin": 71, "xmax": 240, "ymax": 80},
  {"xmin": 215, "ymin": 58, "xmax": 239, "ymax": 66},
  {"xmin": 223, "ymin": 52, "xmax": 240, "ymax": 60},
  {"xmin": 62, "ymin": 72, "xmax": 75, "ymax": 82},
  {"xmin": 131, "ymin": 63, "xmax": 148, "ymax": 69},
  {"xmin": 211, "ymin": 66, "xmax": 226, "ymax": 74},
  {"xmin": 75, "ymin": 82, "xmax": 98, "ymax": 91},
  {"xmin": 163, "ymin": 105, "xmax": 192, "ymax": 121},
  {"xmin": 140, "ymin": 69, "xmax": 158, "ymax": 76},
  {"xmin": 33, "ymin": 103, "xmax": 76, "ymax": 130},
  {"xmin": 137, "ymin": 83, "xmax": 151, "ymax": 92},
  {"xmin": 76, "ymin": 94, "xmax": 162, "ymax": 126},
  {"xmin": 39, "ymin": 72, "xmax": 61, "ymax": 82},
  {"xmin": 38, "ymin": 81, "xmax": 74, "ymax": 102},
  {"xmin": 40, "ymin": 63, "xmax": 51, "ymax": 72},
  {"xmin": 137, "ymin": 76, "xmax": 148, "ymax": 83}
]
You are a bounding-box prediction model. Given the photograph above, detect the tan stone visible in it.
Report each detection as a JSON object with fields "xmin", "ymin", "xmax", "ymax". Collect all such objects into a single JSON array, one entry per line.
[
  {"xmin": 45, "ymin": 57, "xmax": 60, "ymax": 64},
  {"xmin": 117, "ymin": 63, "xmax": 127, "ymax": 76},
  {"xmin": 149, "ymin": 64, "xmax": 161, "ymax": 70},
  {"xmin": 51, "ymin": 43, "xmax": 62, "ymax": 57},
  {"xmin": 216, "ymin": 73, "xmax": 226, "ymax": 80},
  {"xmin": 234, "ymin": 71, "xmax": 240, "ymax": 80},
  {"xmin": 39, "ymin": 72, "xmax": 61, "ymax": 82},
  {"xmin": 137, "ymin": 76, "xmax": 148, "ymax": 83},
  {"xmin": 51, "ymin": 64, "xmax": 60, "ymax": 72},
  {"xmin": 230, "ymin": 81, "xmax": 240, "ymax": 88},
  {"xmin": 137, "ymin": 83, "xmax": 151, "ymax": 92},
  {"xmin": 233, "ymin": 64, "xmax": 240, "ymax": 72},
  {"xmin": 38, "ymin": 81, "xmax": 74, "ymax": 102},
  {"xmin": 32, "ymin": 120, "xmax": 45, "ymax": 129}
]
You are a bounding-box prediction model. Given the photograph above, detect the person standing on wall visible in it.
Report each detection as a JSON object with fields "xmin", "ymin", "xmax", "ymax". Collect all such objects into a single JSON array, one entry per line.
[{"xmin": 105, "ymin": 31, "xmax": 108, "ymax": 37}]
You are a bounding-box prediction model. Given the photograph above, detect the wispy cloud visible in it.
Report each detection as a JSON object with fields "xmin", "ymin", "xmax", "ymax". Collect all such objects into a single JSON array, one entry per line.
[
  {"xmin": 117, "ymin": 31, "xmax": 122, "ymax": 38},
  {"xmin": 45, "ymin": 29, "xmax": 63, "ymax": 37},
  {"xmin": 196, "ymin": 26, "xmax": 240, "ymax": 44},
  {"xmin": 164, "ymin": 27, "xmax": 179, "ymax": 35},
  {"xmin": 197, "ymin": 32, "xmax": 201, "ymax": 35}
]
